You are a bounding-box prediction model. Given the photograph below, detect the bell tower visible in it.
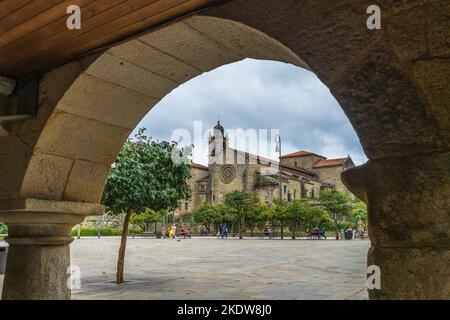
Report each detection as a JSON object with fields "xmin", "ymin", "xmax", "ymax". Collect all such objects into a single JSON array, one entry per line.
[{"xmin": 208, "ymin": 120, "xmax": 228, "ymax": 165}]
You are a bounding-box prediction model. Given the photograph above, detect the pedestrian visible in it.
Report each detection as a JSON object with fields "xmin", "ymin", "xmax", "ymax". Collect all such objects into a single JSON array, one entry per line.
[{"xmin": 221, "ymin": 222, "xmax": 228, "ymax": 239}]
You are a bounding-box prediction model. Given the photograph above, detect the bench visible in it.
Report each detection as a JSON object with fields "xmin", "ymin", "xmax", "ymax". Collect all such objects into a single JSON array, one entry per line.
[
  {"xmin": 141, "ymin": 232, "xmax": 156, "ymax": 239},
  {"xmin": 308, "ymin": 230, "xmax": 326, "ymax": 240},
  {"xmin": 258, "ymin": 230, "xmax": 274, "ymax": 240}
]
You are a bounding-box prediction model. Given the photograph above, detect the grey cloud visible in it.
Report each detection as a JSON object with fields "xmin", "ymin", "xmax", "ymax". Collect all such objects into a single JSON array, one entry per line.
[{"xmin": 132, "ymin": 59, "xmax": 368, "ymax": 165}]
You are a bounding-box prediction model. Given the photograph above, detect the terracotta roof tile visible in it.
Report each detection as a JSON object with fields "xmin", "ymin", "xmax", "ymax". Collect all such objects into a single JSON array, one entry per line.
[
  {"xmin": 280, "ymin": 150, "xmax": 326, "ymax": 159},
  {"xmin": 313, "ymin": 158, "xmax": 347, "ymax": 168}
]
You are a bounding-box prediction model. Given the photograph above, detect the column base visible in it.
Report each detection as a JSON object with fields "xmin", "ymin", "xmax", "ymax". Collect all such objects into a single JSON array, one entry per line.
[
  {"xmin": 0, "ymin": 198, "xmax": 103, "ymax": 300},
  {"xmin": 368, "ymin": 246, "xmax": 450, "ymax": 300}
]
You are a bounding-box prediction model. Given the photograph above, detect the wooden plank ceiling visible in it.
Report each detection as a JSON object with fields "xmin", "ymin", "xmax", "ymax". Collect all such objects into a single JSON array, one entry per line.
[{"xmin": 0, "ymin": 0, "xmax": 221, "ymax": 78}]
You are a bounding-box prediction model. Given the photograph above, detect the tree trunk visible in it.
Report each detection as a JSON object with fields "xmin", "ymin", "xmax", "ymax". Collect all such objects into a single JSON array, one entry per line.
[
  {"xmin": 116, "ymin": 211, "xmax": 131, "ymax": 284},
  {"xmin": 281, "ymin": 220, "xmax": 284, "ymax": 240},
  {"xmin": 250, "ymin": 226, "xmax": 254, "ymax": 238},
  {"xmin": 238, "ymin": 218, "xmax": 243, "ymax": 239},
  {"xmin": 292, "ymin": 221, "xmax": 297, "ymax": 240}
]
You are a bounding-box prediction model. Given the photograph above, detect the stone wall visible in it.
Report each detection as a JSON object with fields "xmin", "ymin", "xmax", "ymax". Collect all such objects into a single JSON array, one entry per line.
[
  {"xmin": 282, "ymin": 155, "xmax": 324, "ymax": 170},
  {"xmin": 314, "ymin": 166, "xmax": 349, "ymax": 194}
]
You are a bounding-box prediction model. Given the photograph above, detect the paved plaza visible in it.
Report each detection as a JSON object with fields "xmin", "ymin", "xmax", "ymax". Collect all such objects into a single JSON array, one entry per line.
[{"xmin": 1, "ymin": 238, "xmax": 370, "ymax": 300}]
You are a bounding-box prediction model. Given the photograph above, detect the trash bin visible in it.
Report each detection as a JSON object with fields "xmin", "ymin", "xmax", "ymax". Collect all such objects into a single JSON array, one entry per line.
[
  {"xmin": 344, "ymin": 230, "xmax": 353, "ymax": 240},
  {"xmin": 156, "ymin": 231, "xmax": 162, "ymax": 239},
  {"xmin": 0, "ymin": 243, "xmax": 8, "ymax": 274}
]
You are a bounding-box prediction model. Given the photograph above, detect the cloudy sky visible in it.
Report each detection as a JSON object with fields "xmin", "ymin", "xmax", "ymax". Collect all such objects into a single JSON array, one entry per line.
[{"xmin": 131, "ymin": 59, "xmax": 368, "ymax": 166}]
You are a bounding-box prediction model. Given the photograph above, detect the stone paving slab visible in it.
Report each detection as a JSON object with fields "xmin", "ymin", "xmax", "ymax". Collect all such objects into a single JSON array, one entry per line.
[{"xmin": 0, "ymin": 237, "xmax": 370, "ymax": 300}]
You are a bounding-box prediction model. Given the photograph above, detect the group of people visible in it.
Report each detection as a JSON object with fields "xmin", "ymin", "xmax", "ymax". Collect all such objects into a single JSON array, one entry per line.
[
  {"xmin": 162, "ymin": 224, "xmax": 191, "ymax": 239},
  {"xmin": 309, "ymin": 226, "xmax": 327, "ymax": 239}
]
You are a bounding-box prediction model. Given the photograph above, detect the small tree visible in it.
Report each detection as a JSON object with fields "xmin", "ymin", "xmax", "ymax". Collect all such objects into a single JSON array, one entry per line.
[
  {"xmin": 302, "ymin": 207, "xmax": 335, "ymax": 232},
  {"xmin": 102, "ymin": 129, "xmax": 191, "ymax": 284},
  {"xmin": 130, "ymin": 208, "xmax": 166, "ymax": 235},
  {"xmin": 193, "ymin": 204, "xmax": 219, "ymax": 234},
  {"xmin": 350, "ymin": 200, "xmax": 368, "ymax": 229},
  {"xmin": 319, "ymin": 189, "xmax": 353, "ymax": 238},
  {"xmin": 285, "ymin": 199, "xmax": 311, "ymax": 239},
  {"xmin": 273, "ymin": 199, "xmax": 289, "ymax": 239},
  {"xmin": 224, "ymin": 191, "xmax": 259, "ymax": 239}
]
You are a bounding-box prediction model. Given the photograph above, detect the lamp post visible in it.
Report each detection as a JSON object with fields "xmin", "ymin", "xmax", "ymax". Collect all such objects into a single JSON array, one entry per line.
[
  {"xmin": 275, "ymin": 135, "xmax": 282, "ymax": 202},
  {"xmin": 275, "ymin": 135, "xmax": 284, "ymax": 240}
]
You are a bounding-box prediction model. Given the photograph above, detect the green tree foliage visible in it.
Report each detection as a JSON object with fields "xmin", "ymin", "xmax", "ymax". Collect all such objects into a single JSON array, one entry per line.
[
  {"xmin": 272, "ymin": 199, "xmax": 289, "ymax": 239},
  {"xmin": 302, "ymin": 207, "xmax": 335, "ymax": 232},
  {"xmin": 285, "ymin": 199, "xmax": 311, "ymax": 239},
  {"xmin": 0, "ymin": 224, "xmax": 7, "ymax": 235},
  {"xmin": 193, "ymin": 204, "xmax": 220, "ymax": 233},
  {"xmin": 102, "ymin": 129, "xmax": 191, "ymax": 283},
  {"xmin": 350, "ymin": 200, "xmax": 368, "ymax": 224},
  {"xmin": 224, "ymin": 191, "xmax": 260, "ymax": 239},
  {"xmin": 319, "ymin": 189, "xmax": 352, "ymax": 221},
  {"xmin": 130, "ymin": 208, "xmax": 167, "ymax": 233}
]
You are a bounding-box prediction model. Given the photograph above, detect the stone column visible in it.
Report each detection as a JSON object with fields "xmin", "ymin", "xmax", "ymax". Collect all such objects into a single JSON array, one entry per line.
[
  {"xmin": 342, "ymin": 151, "xmax": 450, "ymax": 300},
  {"xmin": 0, "ymin": 199, "xmax": 103, "ymax": 300}
]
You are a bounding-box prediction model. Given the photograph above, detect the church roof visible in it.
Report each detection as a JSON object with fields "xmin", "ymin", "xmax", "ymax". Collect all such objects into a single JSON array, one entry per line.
[
  {"xmin": 191, "ymin": 162, "xmax": 209, "ymax": 170},
  {"xmin": 281, "ymin": 162, "xmax": 316, "ymax": 176},
  {"xmin": 280, "ymin": 150, "xmax": 326, "ymax": 159},
  {"xmin": 228, "ymin": 147, "xmax": 318, "ymax": 179},
  {"xmin": 313, "ymin": 158, "xmax": 348, "ymax": 168},
  {"xmin": 196, "ymin": 175, "xmax": 209, "ymax": 182}
]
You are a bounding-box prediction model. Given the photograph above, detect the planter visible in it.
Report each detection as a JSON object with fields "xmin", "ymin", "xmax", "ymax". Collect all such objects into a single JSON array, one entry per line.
[{"xmin": 0, "ymin": 242, "xmax": 8, "ymax": 274}]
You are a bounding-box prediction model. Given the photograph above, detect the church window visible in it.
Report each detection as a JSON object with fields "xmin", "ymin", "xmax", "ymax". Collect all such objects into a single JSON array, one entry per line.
[
  {"xmin": 185, "ymin": 202, "xmax": 189, "ymax": 211},
  {"xmin": 283, "ymin": 185, "xmax": 287, "ymax": 194}
]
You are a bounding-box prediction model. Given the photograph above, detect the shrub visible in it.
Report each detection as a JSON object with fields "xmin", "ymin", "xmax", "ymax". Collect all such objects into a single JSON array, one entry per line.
[
  {"xmin": 70, "ymin": 227, "xmax": 131, "ymax": 237},
  {"xmin": 0, "ymin": 224, "xmax": 8, "ymax": 235}
]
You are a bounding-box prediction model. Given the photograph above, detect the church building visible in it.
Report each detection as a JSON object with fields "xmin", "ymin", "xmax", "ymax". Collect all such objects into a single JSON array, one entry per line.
[{"xmin": 175, "ymin": 122, "xmax": 355, "ymax": 217}]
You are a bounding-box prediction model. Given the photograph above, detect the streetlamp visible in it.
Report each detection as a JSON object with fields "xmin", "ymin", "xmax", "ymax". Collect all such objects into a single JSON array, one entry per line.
[
  {"xmin": 275, "ymin": 135, "xmax": 282, "ymax": 202},
  {"xmin": 275, "ymin": 135, "xmax": 284, "ymax": 240}
]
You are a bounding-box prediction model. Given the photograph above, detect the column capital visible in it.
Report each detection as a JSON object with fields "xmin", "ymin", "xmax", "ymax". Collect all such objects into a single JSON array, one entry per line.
[
  {"xmin": 0, "ymin": 198, "xmax": 104, "ymax": 246},
  {"xmin": 342, "ymin": 150, "xmax": 450, "ymax": 249}
]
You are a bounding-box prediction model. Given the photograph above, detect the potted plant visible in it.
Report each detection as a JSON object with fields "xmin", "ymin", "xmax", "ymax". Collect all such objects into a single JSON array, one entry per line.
[{"xmin": 0, "ymin": 224, "xmax": 8, "ymax": 274}]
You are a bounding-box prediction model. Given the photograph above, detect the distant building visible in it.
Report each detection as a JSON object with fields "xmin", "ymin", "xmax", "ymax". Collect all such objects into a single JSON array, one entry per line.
[{"xmin": 175, "ymin": 122, "xmax": 355, "ymax": 218}]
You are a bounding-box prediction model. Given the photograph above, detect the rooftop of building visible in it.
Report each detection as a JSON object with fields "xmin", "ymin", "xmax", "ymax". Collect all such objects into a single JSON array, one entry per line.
[
  {"xmin": 280, "ymin": 150, "xmax": 327, "ymax": 159},
  {"xmin": 313, "ymin": 158, "xmax": 349, "ymax": 168}
]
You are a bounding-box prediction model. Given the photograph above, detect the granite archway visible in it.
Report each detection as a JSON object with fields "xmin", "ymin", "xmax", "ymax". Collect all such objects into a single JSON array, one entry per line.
[{"xmin": 0, "ymin": 0, "xmax": 448, "ymax": 300}]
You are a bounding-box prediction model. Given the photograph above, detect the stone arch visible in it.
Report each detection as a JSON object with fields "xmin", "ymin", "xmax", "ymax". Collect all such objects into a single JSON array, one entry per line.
[
  {"xmin": 0, "ymin": 0, "xmax": 448, "ymax": 300},
  {"xmin": 16, "ymin": 15, "xmax": 310, "ymax": 205}
]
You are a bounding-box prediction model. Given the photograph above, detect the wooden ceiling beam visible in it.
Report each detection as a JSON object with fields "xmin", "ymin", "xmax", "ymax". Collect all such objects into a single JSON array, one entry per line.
[{"xmin": 0, "ymin": 0, "xmax": 221, "ymax": 77}]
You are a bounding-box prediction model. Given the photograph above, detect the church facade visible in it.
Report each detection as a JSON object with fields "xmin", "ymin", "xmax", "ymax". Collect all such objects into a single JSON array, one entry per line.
[{"xmin": 175, "ymin": 122, "xmax": 355, "ymax": 217}]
